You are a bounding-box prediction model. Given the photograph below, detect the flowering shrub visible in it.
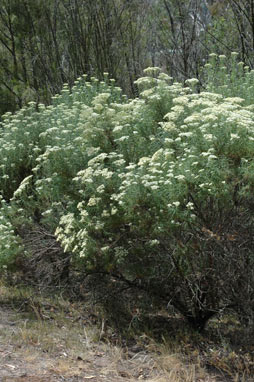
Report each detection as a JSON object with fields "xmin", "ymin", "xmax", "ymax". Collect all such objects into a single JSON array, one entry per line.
[
  {"xmin": 1, "ymin": 61, "xmax": 254, "ymax": 329},
  {"xmin": 0, "ymin": 196, "xmax": 24, "ymax": 268},
  {"xmin": 203, "ymin": 52, "xmax": 254, "ymax": 105}
]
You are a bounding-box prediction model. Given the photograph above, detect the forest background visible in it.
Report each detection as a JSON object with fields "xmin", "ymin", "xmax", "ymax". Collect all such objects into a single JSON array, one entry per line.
[{"xmin": 0, "ymin": 0, "xmax": 252, "ymax": 116}]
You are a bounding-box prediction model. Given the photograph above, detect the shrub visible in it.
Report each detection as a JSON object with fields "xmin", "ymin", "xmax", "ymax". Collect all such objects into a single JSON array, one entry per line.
[
  {"xmin": 1, "ymin": 61, "xmax": 254, "ymax": 330},
  {"xmin": 203, "ymin": 52, "xmax": 254, "ymax": 105},
  {"xmin": 0, "ymin": 196, "xmax": 24, "ymax": 269}
]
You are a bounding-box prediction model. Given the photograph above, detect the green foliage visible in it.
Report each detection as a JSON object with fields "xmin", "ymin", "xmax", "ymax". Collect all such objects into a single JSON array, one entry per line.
[
  {"xmin": 0, "ymin": 196, "xmax": 24, "ymax": 268},
  {"xmin": 203, "ymin": 52, "xmax": 254, "ymax": 104},
  {"xmin": 1, "ymin": 56, "xmax": 254, "ymax": 329}
]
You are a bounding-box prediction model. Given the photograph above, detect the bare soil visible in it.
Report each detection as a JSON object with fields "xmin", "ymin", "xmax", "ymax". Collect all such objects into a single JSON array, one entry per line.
[
  {"xmin": 1, "ymin": 298, "xmax": 251, "ymax": 382},
  {"xmin": 0, "ymin": 305, "xmax": 163, "ymax": 382}
]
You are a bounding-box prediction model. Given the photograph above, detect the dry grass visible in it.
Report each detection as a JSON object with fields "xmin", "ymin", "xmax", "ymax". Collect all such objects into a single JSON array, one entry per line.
[{"xmin": 1, "ymin": 279, "xmax": 254, "ymax": 382}]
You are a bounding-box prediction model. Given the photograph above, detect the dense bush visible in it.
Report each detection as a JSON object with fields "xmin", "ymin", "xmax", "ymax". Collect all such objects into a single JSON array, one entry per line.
[{"xmin": 1, "ymin": 55, "xmax": 254, "ymax": 330}]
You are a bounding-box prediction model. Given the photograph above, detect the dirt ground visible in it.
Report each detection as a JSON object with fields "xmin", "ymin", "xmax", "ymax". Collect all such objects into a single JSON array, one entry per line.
[
  {"xmin": 0, "ymin": 301, "xmax": 246, "ymax": 382},
  {"xmin": 0, "ymin": 305, "xmax": 164, "ymax": 382}
]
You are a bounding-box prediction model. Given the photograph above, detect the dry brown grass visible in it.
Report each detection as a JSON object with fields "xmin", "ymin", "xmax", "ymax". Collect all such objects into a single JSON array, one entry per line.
[{"xmin": 1, "ymin": 279, "xmax": 254, "ymax": 382}]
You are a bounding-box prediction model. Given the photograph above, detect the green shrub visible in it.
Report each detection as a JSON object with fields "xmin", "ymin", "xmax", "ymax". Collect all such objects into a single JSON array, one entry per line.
[
  {"xmin": 1, "ymin": 61, "xmax": 254, "ymax": 330},
  {"xmin": 0, "ymin": 196, "xmax": 24, "ymax": 268},
  {"xmin": 203, "ymin": 52, "xmax": 254, "ymax": 105}
]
